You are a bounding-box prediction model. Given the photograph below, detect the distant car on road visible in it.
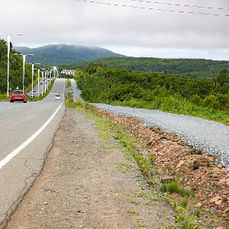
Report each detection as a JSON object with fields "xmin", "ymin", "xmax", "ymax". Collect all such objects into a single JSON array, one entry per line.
[
  {"xmin": 55, "ymin": 94, "xmax": 61, "ymax": 100},
  {"xmin": 10, "ymin": 90, "xmax": 27, "ymax": 103}
]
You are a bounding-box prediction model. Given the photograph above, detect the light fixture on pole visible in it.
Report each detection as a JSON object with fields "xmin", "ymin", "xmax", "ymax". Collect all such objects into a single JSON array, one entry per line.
[
  {"xmin": 38, "ymin": 69, "xmax": 40, "ymax": 97},
  {"xmin": 32, "ymin": 64, "xmax": 34, "ymax": 97},
  {"xmin": 41, "ymin": 71, "xmax": 44, "ymax": 96},
  {"xmin": 5, "ymin": 33, "xmax": 23, "ymax": 97},
  {"xmin": 29, "ymin": 63, "xmax": 40, "ymax": 97},
  {"xmin": 44, "ymin": 71, "xmax": 47, "ymax": 93},
  {"xmin": 21, "ymin": 54, "xmax": 34, "ymax": 93},
  {"xmin": 53, "ymin": 66, "xmax": 57, "ymax": 78}
]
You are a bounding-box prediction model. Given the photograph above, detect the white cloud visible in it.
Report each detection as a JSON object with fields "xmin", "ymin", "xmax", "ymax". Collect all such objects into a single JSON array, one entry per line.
[{"xmin": 0, "ymin": 0, "xmax": 228, "ymax": 60}]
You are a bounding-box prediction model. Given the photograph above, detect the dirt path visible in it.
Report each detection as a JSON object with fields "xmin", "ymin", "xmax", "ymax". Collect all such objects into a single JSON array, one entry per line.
[{"xmin": 5, "ymin": 108, "xmax": 175, "ymax": 229}]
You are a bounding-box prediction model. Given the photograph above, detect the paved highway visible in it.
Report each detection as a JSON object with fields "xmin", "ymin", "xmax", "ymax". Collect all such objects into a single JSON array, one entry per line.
[{"xmin": 0, "ymin": 78, "xmax": 66, "ymax": 228}]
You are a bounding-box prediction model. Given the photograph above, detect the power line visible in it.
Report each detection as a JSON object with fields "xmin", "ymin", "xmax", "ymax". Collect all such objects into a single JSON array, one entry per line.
[
  {"xmin": 76, "ymin": 0, "xmax": 229, "ymax": 17},
  {"xmin": 131, "ymin": 0, "xmax": 229, "ymax": 11}
]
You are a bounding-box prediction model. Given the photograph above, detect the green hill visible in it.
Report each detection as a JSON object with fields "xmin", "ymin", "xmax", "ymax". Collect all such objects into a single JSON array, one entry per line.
[
  {"xmin": 14, "ymin": 44, "xmax": 125, "ymax": 66},
  {"xmin": 59, "ymin": 57, "xmax": 229, "ymax": 79}
]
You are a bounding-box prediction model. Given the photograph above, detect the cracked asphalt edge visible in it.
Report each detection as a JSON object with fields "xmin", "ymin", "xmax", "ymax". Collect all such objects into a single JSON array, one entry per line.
[{"xmin": 0, "ymin": 112, "xmax": 65, "ymax": 229}]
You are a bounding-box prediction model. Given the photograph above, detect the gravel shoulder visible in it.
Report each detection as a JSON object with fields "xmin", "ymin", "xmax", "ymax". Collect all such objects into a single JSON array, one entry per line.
[
  {"xmin": 92, "ymin": 104, "xmax": 229, "ymax": 168},
  {"xmin": 5, "ymin": 108, "xmax": 175, "ymax": 229}
]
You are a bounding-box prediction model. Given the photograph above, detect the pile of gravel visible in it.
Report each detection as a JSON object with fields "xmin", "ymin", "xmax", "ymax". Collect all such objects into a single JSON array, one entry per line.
[{"xmin": 92, "ymin": 103, "xmax": 229, "ymax": 168}]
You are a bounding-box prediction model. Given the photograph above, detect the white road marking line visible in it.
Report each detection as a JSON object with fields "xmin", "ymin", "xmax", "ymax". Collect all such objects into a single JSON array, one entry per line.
[{"xmin": 0, "ymin": 103, "xmax": 63, "ymax": 170}]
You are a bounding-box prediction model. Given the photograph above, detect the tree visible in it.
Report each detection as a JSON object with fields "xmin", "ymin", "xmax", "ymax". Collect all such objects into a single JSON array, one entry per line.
[
  {"xmin": 216, "ymin": 69, "xmax": 229, "ymax": 87},
  {"xmin": 0, "ymin": 39, "xmax": 32, "ymax": 93}
]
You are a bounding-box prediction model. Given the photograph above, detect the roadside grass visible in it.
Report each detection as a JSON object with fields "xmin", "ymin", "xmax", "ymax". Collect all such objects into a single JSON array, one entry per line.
[
  {"xmin": 110, "ymin": 96, "xmax": 229, "ymax": 126},
  {"xmin": 66, "ymin": 100, "xmax": 209, "ymax": 229},
  {"xmin": 66, "ymin": 99, "xmax": 224, "ymax": 228},
  {"xmin": 0, "ymin": 93, "xmax": 8, "ymax": 100},
  {"xmin": 160, "ymin": 181, "xmax": 194, "ymax": 197},
  {"xmin": 66, "ymin": 78, "xmax": 71, "ymax": 88},
  {"xmin": 127, "ymin": 210, "xmax": 139, "ymax": 216}
]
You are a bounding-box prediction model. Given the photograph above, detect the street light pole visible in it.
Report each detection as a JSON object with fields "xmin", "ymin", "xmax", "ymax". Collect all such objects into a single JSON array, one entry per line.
[
  {"xmin": 6, "ymin": 33, "xmax": 23, "ymax": 97},
  {"xmin": 21, "ymin": 54, "xmax": 34, "ymax": 93},
  {"xmin": 7, "ymin": 36, "xmax": 10, "ymax": 97},
  {"xmin": 29, "ymin": 63, "xmax": 40, "ymax": 97},
  {"xmin": 53, "ymin": 66, "xmax": 57, "ymax": 79},
  {"xmin": 23, "ymin": 55, "xmax": 25, "ymax": 93},
  {"xmin": 41, "ymin": 71, "xmax": 44, "ymax": 96},
  {"xmin": 32, "ymin": 64, "xmax": 34, "ymax": 96},
  {"xmin": 45, "ymin": 71, "xmax": 47, "ymax": 93},
  {"xmin": 38, "ymin": 69, "xmax": 40, "ymax": 97}
]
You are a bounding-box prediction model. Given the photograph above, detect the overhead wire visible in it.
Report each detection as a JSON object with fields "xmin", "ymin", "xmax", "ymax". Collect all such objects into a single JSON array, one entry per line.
[
  {"xmin": 131, "ymin": 0, "xmax": 229, "ymax": 11},
  {"xmin": 76, "ymin": 0, "xmax": 229, "ymax": 17}
]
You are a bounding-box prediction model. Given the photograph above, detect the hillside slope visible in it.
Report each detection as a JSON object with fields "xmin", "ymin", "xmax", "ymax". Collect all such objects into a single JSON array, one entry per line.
[
  {"xmin": 58, "ymin": 57, "xmax": 229, "ymax": 79},
  {"xmin": 14, "ymin": 44, "xmax": 125, "ymax": 66}
]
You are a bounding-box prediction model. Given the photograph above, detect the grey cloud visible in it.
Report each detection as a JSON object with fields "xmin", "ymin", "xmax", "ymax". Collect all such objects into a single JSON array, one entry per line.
[{"xmin": 0, "ymin": 0, "xmax": 228, "ymax": 60}]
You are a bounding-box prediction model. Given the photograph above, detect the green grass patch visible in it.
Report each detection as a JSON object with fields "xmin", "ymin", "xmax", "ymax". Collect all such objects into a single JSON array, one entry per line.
[
  {"xmin": 66, "ymin": 78, "xmax": 71, "ymax": 88},
  {"xmin": 127, "ymin": 210, "xmax": 139, "ymax": 215},
  {"xmin": 180, "ymin": 197, "xmax": 188, "ymax": 209},
  {"xmin": 0, "ymin": 93, "xmax": 7, "ymax": 100},
  {"xmin": 161, "ymin": 181, "xmax": 194, "ymax": 198}
]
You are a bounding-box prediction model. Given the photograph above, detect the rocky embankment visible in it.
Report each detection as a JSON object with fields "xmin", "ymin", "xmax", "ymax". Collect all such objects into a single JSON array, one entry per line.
[{"xmin": 95, "ymin": 108, "xmax": 229, "ymax": 226}]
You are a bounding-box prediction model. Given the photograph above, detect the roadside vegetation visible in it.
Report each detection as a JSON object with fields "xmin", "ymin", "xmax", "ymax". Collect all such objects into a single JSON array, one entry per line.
[
  {"xmin": 65, "ymin": 98, "xmax": 226, "ymax": 228},
  {"xmin": 0, "ymin": 39, "xmax": 56, "ymax": 101},
  {"xmin": 74, "ymin": 64, "xmax": 229, "ymax": 125},
  {"xmin": 0, "ymin": 39, "xmax": 35, "ymax": 95}
]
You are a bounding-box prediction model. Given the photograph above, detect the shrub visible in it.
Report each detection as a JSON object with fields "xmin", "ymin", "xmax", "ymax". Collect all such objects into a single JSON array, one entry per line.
[{"xmin": 201, "ymin": 94, "xmax": 217, "ymax": 109}]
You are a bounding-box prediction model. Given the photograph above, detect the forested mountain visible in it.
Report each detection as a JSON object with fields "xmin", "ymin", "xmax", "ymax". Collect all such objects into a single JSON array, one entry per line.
[
  {"xmin": 14, "ymin": 44, "xmax": 229, "ymax": 79},
  {"xmin": 59, "ymin": 57, "xmax": 229, "ymax": 79},
  {"xmin": 14, "ymin": 44, "xmax": 125, "ymax": 66}
]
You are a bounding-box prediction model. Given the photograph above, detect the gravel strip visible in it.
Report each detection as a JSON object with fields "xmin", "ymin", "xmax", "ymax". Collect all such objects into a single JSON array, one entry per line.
[{"xmin": 92, "ymin": 103, "xmax": 229, "ymax": 168}]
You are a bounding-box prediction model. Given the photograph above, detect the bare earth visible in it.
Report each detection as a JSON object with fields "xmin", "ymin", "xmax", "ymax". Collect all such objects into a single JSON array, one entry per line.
[{"xmin": 6, "ymin": 108, "xmax": 175, "ymax": 229}]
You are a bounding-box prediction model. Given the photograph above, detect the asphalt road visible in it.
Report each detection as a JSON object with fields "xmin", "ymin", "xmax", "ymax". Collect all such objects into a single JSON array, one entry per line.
[{"xmin": 0, "ymin": 78, "xmax": 66, "ymax": 228}]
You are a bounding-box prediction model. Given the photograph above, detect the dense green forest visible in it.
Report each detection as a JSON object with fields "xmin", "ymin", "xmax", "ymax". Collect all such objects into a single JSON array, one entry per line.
[
  {"xmin": 0, "ymin": 39, "xmax": 34, "ymax": 94},
  {"xmin": 60, "ymin": 57, "xmax": 229, "ymax": 79},
  {"xmin": 75, "ymin": 64, "xmax": 229, "ymax": 124}
]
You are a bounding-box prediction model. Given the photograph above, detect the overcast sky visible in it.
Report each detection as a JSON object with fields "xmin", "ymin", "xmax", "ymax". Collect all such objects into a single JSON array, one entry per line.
[{"xmin": 1, "ymin": 0, "xmax": 229, "ymax": 60}]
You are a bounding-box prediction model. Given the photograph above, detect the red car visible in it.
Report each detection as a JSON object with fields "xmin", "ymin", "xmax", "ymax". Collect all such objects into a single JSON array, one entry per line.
[{"xmin": 10, "ymin": 90, "xmax": 27, "ymax": 103}]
